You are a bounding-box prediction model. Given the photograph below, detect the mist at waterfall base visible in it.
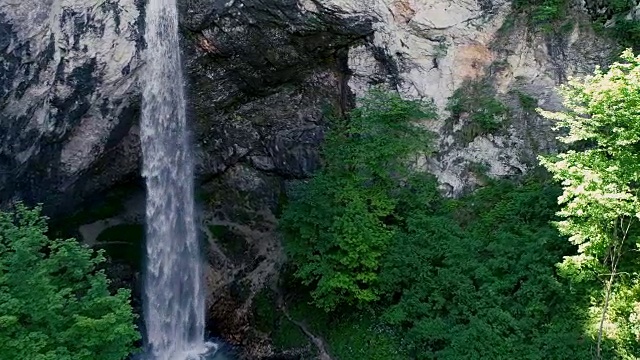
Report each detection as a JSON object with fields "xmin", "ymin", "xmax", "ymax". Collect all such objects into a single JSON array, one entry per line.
[
  {"xmin": 138, "ymin": 0, "xmax": 226, "ymax": 358},
  {"xmin": 129, "ymin": 338, "xmax": 235, "ymax": 360}
]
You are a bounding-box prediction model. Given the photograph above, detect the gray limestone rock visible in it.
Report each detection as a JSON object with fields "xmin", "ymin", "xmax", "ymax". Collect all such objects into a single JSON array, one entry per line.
[{"xmin": 0, "ymin": 0, "xmax": 144, "ymax": 214}]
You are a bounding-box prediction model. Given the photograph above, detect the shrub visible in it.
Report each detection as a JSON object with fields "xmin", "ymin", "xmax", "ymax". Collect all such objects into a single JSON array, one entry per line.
[
  {"xmin": 539, "ymin": 49, "xmax": 640, "ymax": 359},
  {"xmin": 0, "ymin": 204, "xmax": 140, "ymax": 360},
  {"xmin": 446, "ymin": 81, "xmax": 508, "ymax": 143},
  {"xmin": 379, "ymin": 179, "xmax": 593, "ymax": 359}
]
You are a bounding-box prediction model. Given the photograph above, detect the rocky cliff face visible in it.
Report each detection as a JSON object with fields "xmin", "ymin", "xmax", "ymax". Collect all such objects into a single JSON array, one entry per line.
[
  {"xmin": 0, "ymin": 0, "xmax": 144, "ymax": 213},
  {"xmin": 334, "ymin": 0, "xmax": 615, "ymax": 194},
  {"xmin": 0, "ymin": 0, "xmax": 615, "ymax": 210},
  {"xmin": 0, "ymin": 0, "xmax": 620, "ymax": 358}
]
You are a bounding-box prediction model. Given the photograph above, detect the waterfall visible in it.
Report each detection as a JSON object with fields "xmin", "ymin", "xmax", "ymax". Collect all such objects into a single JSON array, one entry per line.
[{"xmin": 139, "ymin": 0, "xmax": 215, "ymax": 359}]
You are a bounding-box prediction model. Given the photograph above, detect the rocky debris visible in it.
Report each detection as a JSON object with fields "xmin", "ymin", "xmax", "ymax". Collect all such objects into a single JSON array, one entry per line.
[
  {"xmin": 280, "ymin": 302, "xmax": 334, "ymax": 360},
  {"xmin": 199, "ymin": 165, "xmax": 288, "ymax": 358}
]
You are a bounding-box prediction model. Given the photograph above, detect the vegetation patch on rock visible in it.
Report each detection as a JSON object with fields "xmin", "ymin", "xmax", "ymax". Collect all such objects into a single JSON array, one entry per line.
[{"xmin": 445, "ymin": 80, "xmax": 509, "ymax": 144}]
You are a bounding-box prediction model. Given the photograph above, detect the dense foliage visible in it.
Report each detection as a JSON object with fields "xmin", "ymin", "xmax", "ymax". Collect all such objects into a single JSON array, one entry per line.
[
  {"xmin": 446, "ymin": 80, "xmax": 509, "ymax": 143},
  {"xmin": 512, "ymin": 0, "xmax": 640, "ymax": 49},
  {"xmin": 513, "ymin": 0, "xmax": 568, "ymax": 26},
  {"xmin": 379, "ymin": 179, "xmax": 591, "ymax": 359},
  {"xmin": 280, "ymin": 89, "xmax": 615, "ymax": 358},
  {"xmin": 540, "ymin": 49, "xmax": 640, "ymax": 359},
  {"xmin": 0, "ymin": 204, "xmax": 140, "ymax": 360},
  {"xmin": 280, "ymin": 89, "xmax": 436, "ymax": 311},
  {"xmin": 590, "ymin": 0, "xmax": 640, "ymax": 49},
  {"xmin": 283, "ymin": 171, "xmax": 598, "ymax": 358}
]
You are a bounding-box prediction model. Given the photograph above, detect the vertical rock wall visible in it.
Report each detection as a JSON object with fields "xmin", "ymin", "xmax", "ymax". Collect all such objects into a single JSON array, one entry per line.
[{"xmin": 0, "ymin": 0, "xmax": 144, "ymax": 212}]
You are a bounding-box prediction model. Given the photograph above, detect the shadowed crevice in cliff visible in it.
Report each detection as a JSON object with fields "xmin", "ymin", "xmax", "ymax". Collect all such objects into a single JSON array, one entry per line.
[{"xmin": 180, "ymin": 0, "xmax": 374, "ymax": 180}]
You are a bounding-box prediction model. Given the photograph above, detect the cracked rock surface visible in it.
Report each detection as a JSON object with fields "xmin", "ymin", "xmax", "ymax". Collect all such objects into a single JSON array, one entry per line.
[
  {"xmin": 0, "ymin": 0, "xmax": 615, "ymax": 209},
  {"xmin": 0, "ymin": 0, "xmax": 144, "ymax": 213}
]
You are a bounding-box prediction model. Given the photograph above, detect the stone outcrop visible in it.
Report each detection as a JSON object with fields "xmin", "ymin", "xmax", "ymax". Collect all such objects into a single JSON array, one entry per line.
[
  {"xmin": 0, "ymin": 0, "xmax": 144, "ymax": 213},
  {"xmin": 318, "ymin": 0, "xmax": 614, "ymax": 194}
]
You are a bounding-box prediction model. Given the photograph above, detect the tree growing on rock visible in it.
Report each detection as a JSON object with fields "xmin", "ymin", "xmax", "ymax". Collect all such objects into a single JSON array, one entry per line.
[
  {"xmin": 0, "ymin": 203, "xmax": 140, "ymax": 360},
  {"xmin": 539, "ymin": 49, "xmax": 640, "ymax": 359}
]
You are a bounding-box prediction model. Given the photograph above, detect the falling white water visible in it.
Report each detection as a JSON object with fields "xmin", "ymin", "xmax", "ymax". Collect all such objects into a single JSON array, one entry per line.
[{"xmin": 139, "ymin": 0, "xmax": 215, "ymax": 359}]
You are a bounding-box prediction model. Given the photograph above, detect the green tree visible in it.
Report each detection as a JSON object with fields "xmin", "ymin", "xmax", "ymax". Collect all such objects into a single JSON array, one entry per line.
[
  {"xmin": 512, "ymin": 0, "xmax": 568, "ymax": 29},
  {"xmin": 379, "ymin": 179, "xmax": 591, "ymax": 359},
  {"xmin": 280, "ymin": 89, "xmax": 436, "ymax": 311},
  {"xmin": 0, "ymin": 203, "xmax": 140, "ymax": 360},
  {"xmin": 539, "ymin": 49, "xmax": 640, "ymax": 359}
]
